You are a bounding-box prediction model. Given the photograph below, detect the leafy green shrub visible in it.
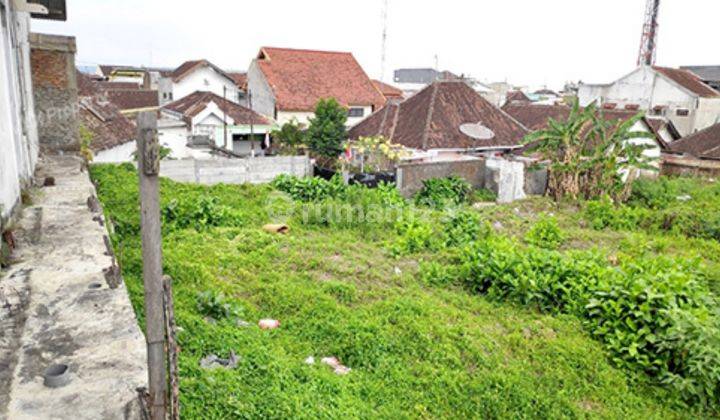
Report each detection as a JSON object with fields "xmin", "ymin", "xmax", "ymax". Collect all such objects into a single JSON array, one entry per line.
[
  {"xmin": 442, "ymin": 210, "xmax": 491, "ymax": 247},
  {"xmin": 271, "ymin": 174, "xmax": 345, "ymax": 202},
  {"xmin": 459, "ymin": 236, "xmax": 720, "ymax": 409},
  {"xmin": 525, "ymin": 214, "xmax": 566, "ymax": 249},
  {"xmin": 162, "ymin": 196, "xmax": 243, "ymax": 231},
  {"xmin": 415, "ymin": 177, "xmax": 472, "ymax": 209},
  {"xmin": 391, "ymin": 215, "xmax": 437, "ymax": 255},
  {"xmin": 197, "ymin": 290, "xmax": 242, "ymax": 320}
]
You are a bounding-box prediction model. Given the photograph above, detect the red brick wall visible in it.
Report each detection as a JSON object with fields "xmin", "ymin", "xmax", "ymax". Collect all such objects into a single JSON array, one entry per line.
[{"xmin": 30, "ymin": 49, "xmax": 68, "ymax": 89}]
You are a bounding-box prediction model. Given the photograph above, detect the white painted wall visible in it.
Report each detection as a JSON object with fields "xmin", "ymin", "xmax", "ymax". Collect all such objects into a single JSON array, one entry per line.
[
  {"xmin": 94, "ymin": 141, "xmax": 136, "ymax": 163},
  {"xmin": 0, "ymin": 4, "xmax": 38, "ymax": 223},
  {"xmin": 160, "ymin": 66, "xmax": 239, "ymax": 106},
  {"xmin": 278, "ymin": 105, "xmax": 373, "ymax": 128},
  {"xmin": 579, "ymin": 66, "xmax": 720, "ymax": 137}
]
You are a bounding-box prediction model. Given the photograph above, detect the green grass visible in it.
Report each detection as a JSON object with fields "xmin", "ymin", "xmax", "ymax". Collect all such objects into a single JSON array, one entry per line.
[{"xmin": 91, "ymin": 164, "xmax": 710, "ymax": 419}]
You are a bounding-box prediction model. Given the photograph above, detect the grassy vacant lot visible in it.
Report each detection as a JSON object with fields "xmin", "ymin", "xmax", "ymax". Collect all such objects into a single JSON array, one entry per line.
[{"xmin": 91, "ymin": 164, "xmax": 719, "ymax": 419}]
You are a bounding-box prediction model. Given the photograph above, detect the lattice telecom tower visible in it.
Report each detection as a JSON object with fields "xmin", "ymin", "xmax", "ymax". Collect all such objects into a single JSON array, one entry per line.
[{"xmin": 637, "ymin": 0, "xmax": 661, "ymax": 66}]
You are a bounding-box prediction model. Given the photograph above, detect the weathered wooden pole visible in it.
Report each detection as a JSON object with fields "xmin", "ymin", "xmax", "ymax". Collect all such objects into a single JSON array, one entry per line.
[{"xmin": 136, "ymin": 112, "xmax": 167, "ymax": 420}]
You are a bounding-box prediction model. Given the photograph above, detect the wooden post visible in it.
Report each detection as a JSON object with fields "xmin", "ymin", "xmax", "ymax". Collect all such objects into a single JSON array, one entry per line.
[{"xmin": 136, "ymin": 112, "xmax": 167, "ymax": 420}]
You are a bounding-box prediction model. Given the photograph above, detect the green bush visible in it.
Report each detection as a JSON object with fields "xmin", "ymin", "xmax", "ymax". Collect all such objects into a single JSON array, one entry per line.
[
  {"xmin": 196, "ymin": 290, "xmax": 242, "ymax": 320},
  {"xmin": 525, "ymin": 214, "xmax": 566, "ymax": 249},
  {"xmin": 271, "ymin": 174, "xmax": 345, "ymax": 202},
  {"xmin": 415, "ymin": 176, "xmax": 472, "ymax": 209},
  {"xmin": 458, "ymin": 236, "xmax": 720, "ymax": 409},
  {"xmin": 442, "ymin": 210, "xmax": 491, "ymax": 247}
]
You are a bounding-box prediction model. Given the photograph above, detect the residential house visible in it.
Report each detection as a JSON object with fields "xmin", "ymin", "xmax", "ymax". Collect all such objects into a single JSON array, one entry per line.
[
  {"xmin": 669, "ymin": 122, "xmax": 720, "ymax": 160},
  {"xmin": 349, "ymin": 80, "xmax": 528, "ymax": 154},
  {"xmin": 502, "ymin": 102, "xmax": 668, "ymax": 170},
  {"xmin": 158, "ymin": 59, "xmax": 240, "ymax": 106},
  {"xmin": 372, "ymin": 79, "xmax": 403, "ymax": 102},
  {"xmin": 681, "ymin": 66, "xmax": 720, "ymax": 92},
  {"xmin": 531, "ymin": 88, "xmax": 562, "ymax": 105},
  {"xmin": 0, "ymin": 0, "xmax": 41, "ymax": 225},
  {"xmin": 247, "ymin": 47, "xmax": 386, "ymax": 127},
  {"xmin": 505, "ymin": 90, "xmax": 531, "ymax": 105},
  {"xmin": 161, "ymin": 91, "xmax": 275, "ymax": 156},
  {"xmin": 578, "ymin": 66, "xmax": 720, "ymax": 136},
  {"xmin": 98, "ymin": 64, "xmax": 172, "ymax": 90}
]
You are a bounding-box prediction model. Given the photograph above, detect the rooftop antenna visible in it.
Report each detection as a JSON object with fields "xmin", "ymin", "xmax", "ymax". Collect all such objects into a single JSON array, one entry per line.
[
  {"xmin": 380, "ymin": 0, "xmax": 389, "ymax": 81},
  {"xmin": 637, "ymin": 0, "xmax": 661, "ymax": 66}
]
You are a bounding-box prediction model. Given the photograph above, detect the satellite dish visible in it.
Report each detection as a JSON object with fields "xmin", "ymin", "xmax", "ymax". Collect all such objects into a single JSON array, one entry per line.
[{"xmin": 460, "ymin": 122, "xmax": 495, "ymax": 140}]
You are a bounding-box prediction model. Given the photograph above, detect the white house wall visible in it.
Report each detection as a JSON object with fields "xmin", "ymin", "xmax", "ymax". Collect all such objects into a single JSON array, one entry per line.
[
  {"xmin": 0, "ymin": 4, "xmax": 38, "ymax": 223},
  {"xmin": 94, "ymin": 141, "xmax": 136, "ymax": 163},
  {"xmin": 277, "ymin": 105, "xmax": 373, "ymax": 128},
  {"xmin": 173, "ymin": 66, "xmax": 239, "ymax": 104},
  {"xmin": 246, "ymin": 59, "xmax": 276, "ymax": 119}
]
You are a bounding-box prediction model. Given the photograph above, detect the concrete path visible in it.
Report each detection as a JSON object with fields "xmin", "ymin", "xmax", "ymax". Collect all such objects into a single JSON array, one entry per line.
[{"xmin": 0, "ymin": 156, "xmax": 146, "ymax": 419}]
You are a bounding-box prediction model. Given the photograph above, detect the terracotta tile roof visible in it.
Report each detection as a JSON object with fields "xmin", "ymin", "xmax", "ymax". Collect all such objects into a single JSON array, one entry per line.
[
  {"xmin": 171, "ymin": 59, "xmax": 234, "ymax": 84},
  {"xmin": 670, "ymin": 123, "xmax": 720, "ymax": 159},
  {"xmin": 372, "ymin": 79, "xmax": 403, "ymax": 100},
  {"xmin": 505, "ymin": 90, "xmax": 531, "ymax": 104},
  {"xmin": 163, "ymin": 91, "xmax": 273, "ymax": 126},
  {"xmin": 255, "ymin": 47, "xmax": 386, "ymax": 112},
  {"xmin": 349, "ymin": 81, "xmax": 528, "ymax": 150},
  {"xmin": 653, "ymin": 66, "xmax": 720, "ymax": 98},
  {"xmin": 106, "ymin": 90, "xmax": 159, "ymax": 111},
  {"xmin": 96, "ymin": 81, "xmax": 140, "ymax": 90},
  {"xmin": 227, "ymin": 72, "xmax": 247, "ymax": 90},
  {"xmin": 76, "ymin": 72, "xmax": 136, "ymax": 153}
]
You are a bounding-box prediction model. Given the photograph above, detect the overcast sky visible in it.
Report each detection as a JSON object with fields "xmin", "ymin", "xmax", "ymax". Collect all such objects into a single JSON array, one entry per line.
[{"xmin": 32, "ymin": 0, "xmax": 720, "ymax": 90}]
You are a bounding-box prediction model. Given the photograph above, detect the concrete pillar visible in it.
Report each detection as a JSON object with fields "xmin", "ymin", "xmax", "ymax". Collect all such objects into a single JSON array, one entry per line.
[{"xmin": 29, "ymin": 33, "xmax": 79, "ymax": 153}]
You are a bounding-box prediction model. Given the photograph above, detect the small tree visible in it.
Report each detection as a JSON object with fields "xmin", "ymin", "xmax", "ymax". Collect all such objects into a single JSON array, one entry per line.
[
  {"xmin": 525, "ymin": 99, "xmax": 656, "ymax": 202},
  {"xmin": 271, "ymin": 118, "xmax": 306, "ymax": 155},
  {"xmin": 306, "ymin": 98, "xmax": 347, "ymax": 166}
]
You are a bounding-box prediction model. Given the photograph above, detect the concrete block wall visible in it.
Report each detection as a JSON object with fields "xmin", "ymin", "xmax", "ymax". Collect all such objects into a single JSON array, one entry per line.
[
  {"xmin": 396, "ymin": 158, "xmax": 486, "ymax": 198},
  {"xmin": 29, "ymin": 33, "xmax": 79, "ymax": 153},
  {"xmin": 159, "ymin": 156, "xmax": 312, "ymax": 185}
]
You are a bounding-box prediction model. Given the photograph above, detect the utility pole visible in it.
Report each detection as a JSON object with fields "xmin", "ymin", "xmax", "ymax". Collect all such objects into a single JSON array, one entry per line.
[
  {"xmin": 249, "ymin": 90, "xmax": 255, "ymax": 158},
  {"xmin": 637, "ymin": 0, "xmax": 661, "ymax": 66},
  {"xmin": 136, "ymin": 112, "xmax": 167, "ymax": 420},
  {"xmin": 223, "ymin": 86, "xmax": 228, "ymax": 150},
  {"xmin": 380, "ymin": 0, "xmax": 389, "ymax": 81}
]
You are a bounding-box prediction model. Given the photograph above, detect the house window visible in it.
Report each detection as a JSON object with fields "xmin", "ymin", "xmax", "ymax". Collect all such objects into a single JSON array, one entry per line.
[
  {"xmin": 169, "ymin": 92, "xmax": 173, "ymax": 101},
  {"xmin": 348, "ymin": 107, "xmax": 365, "ymax": 118},
  {"xmin": 676, "ymin": 109, "xmax": 690, "ymax": 117}
]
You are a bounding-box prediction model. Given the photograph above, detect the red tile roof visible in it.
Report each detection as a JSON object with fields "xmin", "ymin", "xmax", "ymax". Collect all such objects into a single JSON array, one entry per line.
[
  {"xmin": 228, "ymin": 72, "xmax": 247, "ymax": 90},
  {"xmin": 163, "ymin": 91, "xmax": 273, "ymax": 126},
  {"xmin": 349, "ymin": 81, "xmax": 528, "ymax": 150},
  {"xmin": 76, "ymin": 72, "xmax": 136, "ymax": 153},
  {"xmin": 654, "ymin": 66, "xmax": 720, "ymax": 98},
  {"xmin": 171, "ymin": 59, "xmax": 234, "ymax": 84},
  {"xmin": 670, "ymin": 122, "xmax": 720, "ymax": 159},
  {"xmin": 255, "ymin": 47, "xmax": 386, "ymax": 112},
  {"xmin": 372, "ymin": 79, "xmax": 403, "ymax": 100},
  {"xmin": 106, "ymin": 90, "xmax": 159, "ymax": 111},
  {"xmin": 505, "ymin": 90, "xmax": 531, "ymax": 104}
]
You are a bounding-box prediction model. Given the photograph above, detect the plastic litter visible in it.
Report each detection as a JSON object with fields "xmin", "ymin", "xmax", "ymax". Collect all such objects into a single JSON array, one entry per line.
[
  {"xmin": 258, "ymin": 319, "xmax": 280, "ymax": 330},
  {"xmin": 304, "ymin": 356, "xmax": 315, "ymax": 365},
  {"xmin": 200, "ymin": 351, "xmax": 239, "ymax": 369},
  {"xmin": 262, "ymin": 224, "xmax": 289, "ymax": 234},
  {"xmin": 321, "ymin": 356, "xmax": 351, "ymax": 375}
]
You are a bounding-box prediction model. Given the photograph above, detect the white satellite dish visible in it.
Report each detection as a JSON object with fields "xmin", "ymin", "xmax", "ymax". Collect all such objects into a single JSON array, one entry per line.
[{"xmin": 460, "ymin": 122, "xmax": 495, "ymax": 140}]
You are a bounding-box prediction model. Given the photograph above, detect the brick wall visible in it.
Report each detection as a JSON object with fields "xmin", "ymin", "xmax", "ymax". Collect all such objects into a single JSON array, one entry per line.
[{"xmin": 30, "ymin": 33, "xmax": 79, "ymax": 152}]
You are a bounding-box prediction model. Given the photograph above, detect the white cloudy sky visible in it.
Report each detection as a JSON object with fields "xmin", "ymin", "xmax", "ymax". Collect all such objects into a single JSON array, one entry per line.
[{"xmin": 32, "ymin": 0, "xmax": 720, "ymax": 90}]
